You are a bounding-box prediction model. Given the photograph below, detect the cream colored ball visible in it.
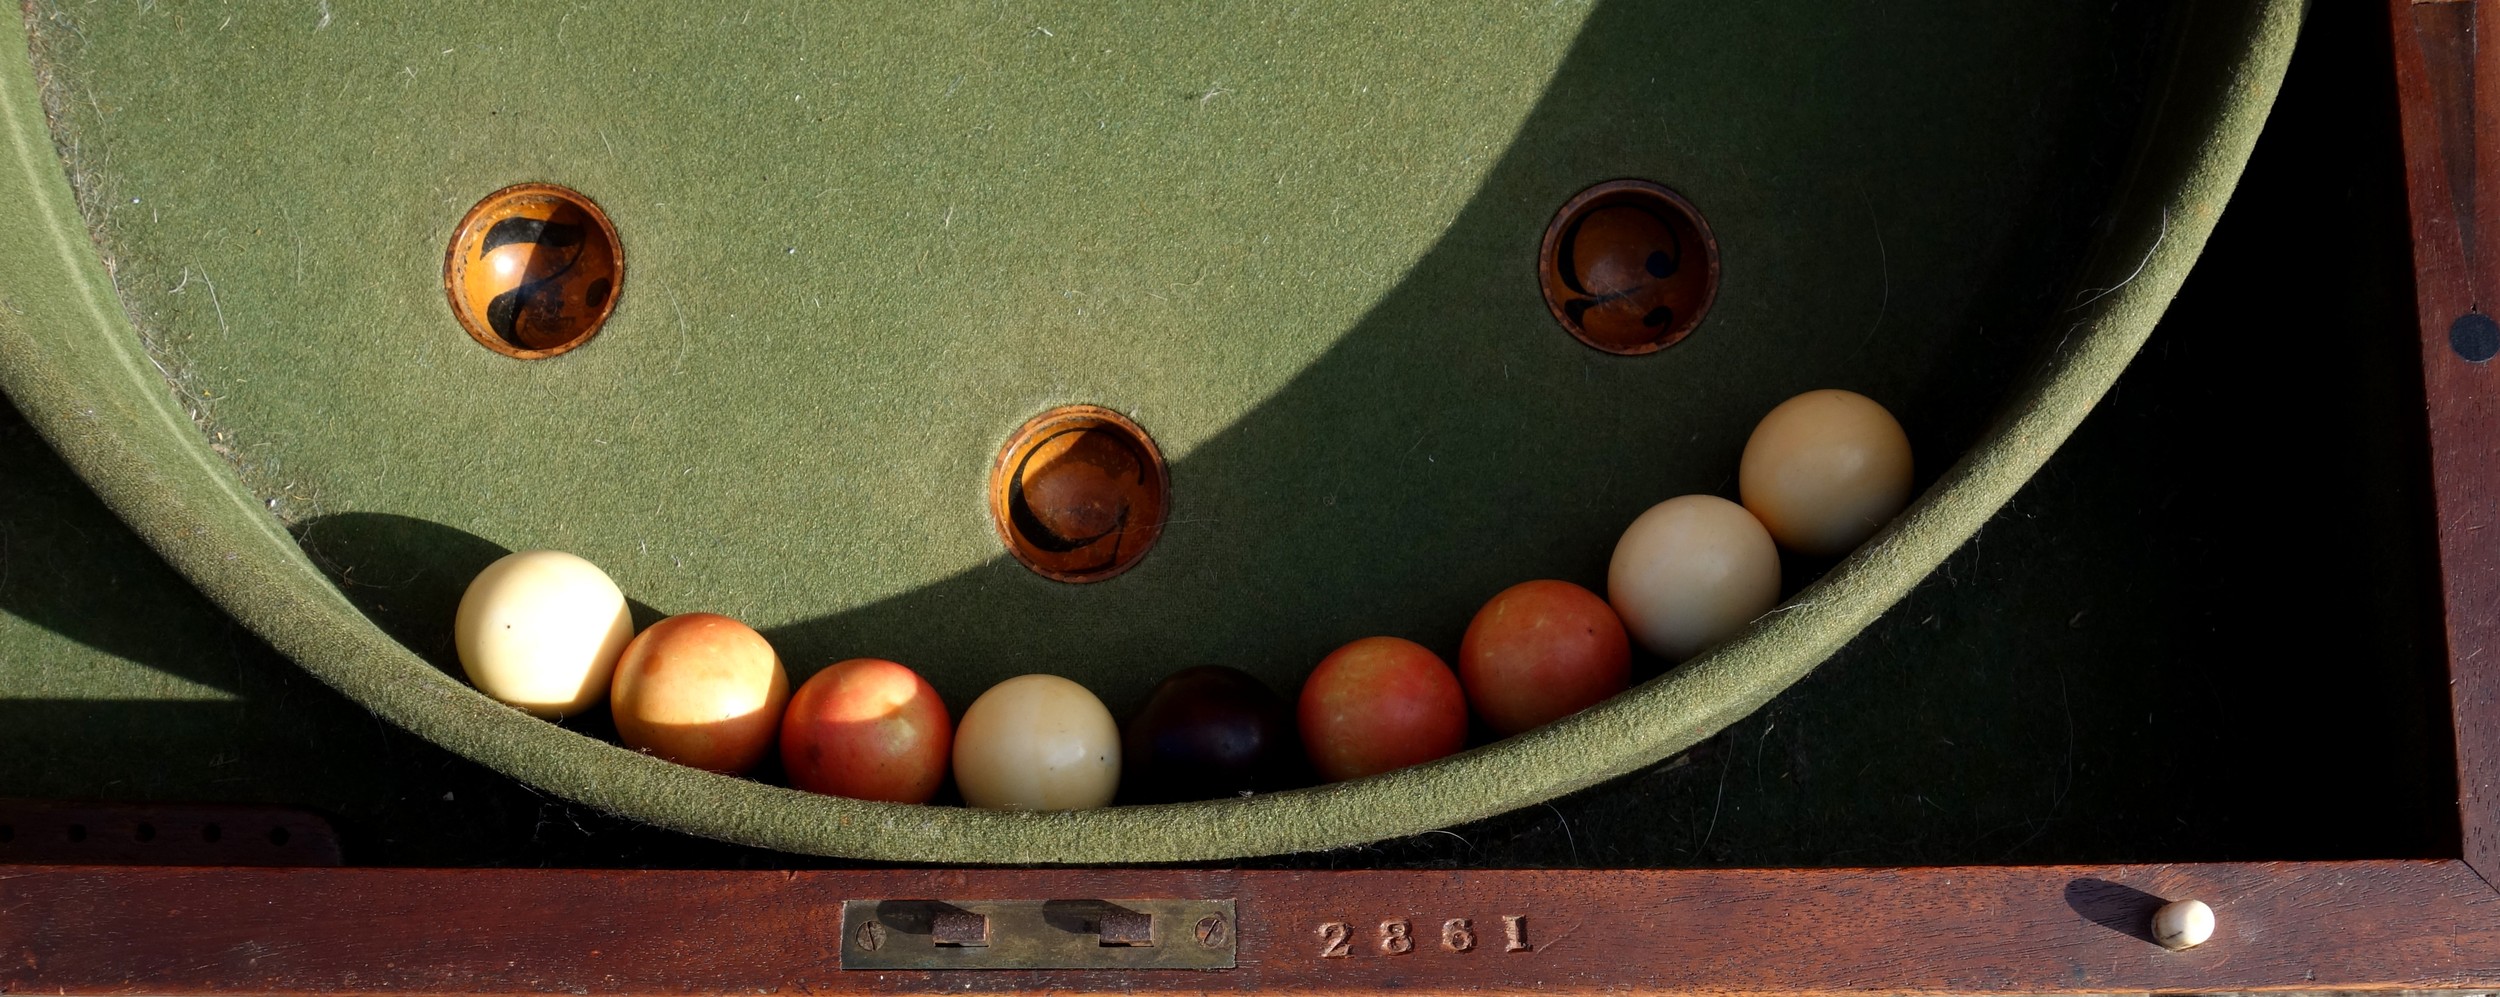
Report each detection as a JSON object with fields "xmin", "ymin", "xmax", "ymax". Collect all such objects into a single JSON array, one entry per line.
[
  {"xmin": 1739, "ymin": 389, "xmax": 1914, "ymax": 557},
  {"xmin": 2152, "ymin": 899, "xmax": 2215, "ymax": 951},
  {"xmin": 952, "ymin": 674, "xmax": 1121, "ymax": 810},
  {"xmin": 1607, "ymin": 495, "xmax": 1781, "ymax": 662},
  {"xmin": 453, "ymin": 550, "xmax": 633, "ymax": 718}
]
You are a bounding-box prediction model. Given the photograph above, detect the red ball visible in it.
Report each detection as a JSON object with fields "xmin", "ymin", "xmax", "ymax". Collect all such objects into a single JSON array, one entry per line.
[
  {"xmin": 779, "ymin": 658, "xmax": 953, "ymax": 804},
  {"xmin": 1458, "ymin": 580, "xmax": 1631, "ymax": 736},
  {"xmin": 1297, "ymin": 636, "xmax": 1468, "ymax": 782}
]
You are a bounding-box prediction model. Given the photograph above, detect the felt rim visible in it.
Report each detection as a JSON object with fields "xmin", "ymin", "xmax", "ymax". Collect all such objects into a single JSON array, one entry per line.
[{"xmin": 0, "ymin": 0, "xmax": 2301, "ymax": 863}]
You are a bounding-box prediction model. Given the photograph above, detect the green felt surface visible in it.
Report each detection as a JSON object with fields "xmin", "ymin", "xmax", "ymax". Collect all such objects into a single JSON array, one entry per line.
[
  {"xmin": 26, "ymin": 0, "xmax": 2172, "ymax": 710},
  {"xmin": 0, "ymin": 0, "xmax": 2316, "ymax": 862},
  {"xmin": 0, "ymin": 4, "xmax": 2456, "ymax": 864}
]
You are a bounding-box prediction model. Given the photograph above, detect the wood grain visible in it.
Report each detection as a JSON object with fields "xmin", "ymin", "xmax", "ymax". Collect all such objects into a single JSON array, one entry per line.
[
  {"xmin": 2391, "ymin": 0, "xmax": 2500, "ymax": 882},
  {"xmin": 3, "ymin": 862, "xmax": 2497, "ymax": 995}
]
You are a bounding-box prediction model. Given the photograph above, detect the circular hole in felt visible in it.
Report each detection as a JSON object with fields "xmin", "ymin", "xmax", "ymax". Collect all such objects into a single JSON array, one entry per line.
[
  {"xmin": 442, "ymin": 183, "xmax": 624, "ymax": 360},
  {"xmin": 64, "ymin": 824, "xmax": 85, "ymax": 843},
  {"xmin": 990, "ymin": 406, "xmax": 1171, "ymax": 584},
  {"xmin": 1538, "ymin": 179, "xmax": 1720, "ymax": 355},
  {"xmin": 133, "ymin": 822, "xmax": 155, "ymax": 842},
  {"xmin": 200, "ymin": 823, "xmax": 222, "ymax": 843}
]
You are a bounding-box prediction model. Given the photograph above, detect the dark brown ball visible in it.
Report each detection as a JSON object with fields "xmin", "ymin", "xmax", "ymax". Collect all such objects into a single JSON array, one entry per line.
[{"xmin": 1121, "ymin": 666, "xmax": 1301, "ymax": 803}]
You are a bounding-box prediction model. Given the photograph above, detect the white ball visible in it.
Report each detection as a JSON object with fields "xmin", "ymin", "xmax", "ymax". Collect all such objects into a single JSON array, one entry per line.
[
  {"xmin": 1739, "ymin": 389, "xmax": 1913, "ymax": 557},
  {"xmin": 952, "ymin": 674, "xmax": 1121, "ymax": 811},
  {"xmin": 2152, "ymin": 898, "xmax": 2214, "ymax": 951},
  {"xmin": 453, "ymin": 550, "xmax": 634, "ymax": 718},
  {"xmin": 1607, "ymin": 495, "xmax": 1782, "ymax": 662}
]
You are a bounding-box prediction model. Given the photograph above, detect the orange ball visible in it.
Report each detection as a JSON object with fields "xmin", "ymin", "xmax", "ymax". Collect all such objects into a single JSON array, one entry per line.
[
  {"xmin": 1297, "ymin": 636, "xmax": 1468, "ymax": 782},
  {"xmin": 1459, "ymin": 580, "xmax": 1631, "ymax": 736},
  {"xmin": 609, "ymin": 613, "xmax": 790, "ymax": 774},
  {"xmin": 780, "ymin": 658, "xmax": 953, "ymax": 804}
]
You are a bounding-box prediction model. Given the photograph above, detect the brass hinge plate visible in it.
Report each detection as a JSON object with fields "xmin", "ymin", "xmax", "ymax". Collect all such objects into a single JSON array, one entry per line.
[{"xmin": 840, "ymin": 898, "xmax": 1236, "ymax": 970}]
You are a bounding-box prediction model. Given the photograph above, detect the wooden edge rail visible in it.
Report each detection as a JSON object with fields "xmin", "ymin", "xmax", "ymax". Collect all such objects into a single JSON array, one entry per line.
[
  {"xmin": 2393, "ymin": 0, "xmax": 2500, "ymax": 887},
  {"xmin": 2, "ymin": 861, "xmax": 2497, "ymax": 995}
]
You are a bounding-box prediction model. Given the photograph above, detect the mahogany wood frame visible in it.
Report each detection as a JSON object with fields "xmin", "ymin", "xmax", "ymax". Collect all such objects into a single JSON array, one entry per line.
[{"xmin": 5, "ymin": 5, "xmax": 2500, "ymax": 993}]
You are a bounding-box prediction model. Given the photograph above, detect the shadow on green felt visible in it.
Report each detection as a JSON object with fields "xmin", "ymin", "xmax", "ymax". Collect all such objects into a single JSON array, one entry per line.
[
  {"xmin": 663, "ymin": 0, "xmax": 2178, "ymax": 715},
  {"xmin": 295, "ymin": 512, "xmax": 668, "ymax": 678},
  {"xmin": 262, "ymin": 0, "xmax": 2179, "ymax": 718},
  {"xmin": 0, "ymin": 403, "xmax": 249, "ymax": 698},
  {"xmin": 0, "ymin": 0, "xmax": 2460, "ymax": 867}
]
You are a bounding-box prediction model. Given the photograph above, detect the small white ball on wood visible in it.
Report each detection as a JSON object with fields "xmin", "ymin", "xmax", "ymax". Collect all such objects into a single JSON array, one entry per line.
[
  {"xmin": 1606, "ymin": 494, "xmax": 1782, "ymax": 662},
  {"xmin": 453, "ymin": 550, "xmax": 634, "ymax": 718},
  {"xmin": 2151, "ymin": 898, "xmax": 2214, "ymax": 951}
]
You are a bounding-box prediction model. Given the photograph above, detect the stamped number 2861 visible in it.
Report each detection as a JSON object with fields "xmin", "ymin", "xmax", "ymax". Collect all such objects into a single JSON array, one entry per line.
[{"xmin": 1316, "ymin": 915, "xmax": 1533, "ymax": 958}]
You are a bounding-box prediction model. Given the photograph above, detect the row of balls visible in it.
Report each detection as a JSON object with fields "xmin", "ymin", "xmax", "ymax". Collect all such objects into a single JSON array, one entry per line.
[
  {"xmin": 1296, "ymin": 388, "xmax": 1914, "ymax": 780},
  {"xmin": 449, "ymin": 387, "xmax": 1911, "ymax": 808}
]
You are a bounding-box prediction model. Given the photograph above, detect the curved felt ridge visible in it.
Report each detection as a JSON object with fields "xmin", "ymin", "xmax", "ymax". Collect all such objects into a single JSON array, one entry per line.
[{"xmin": 0, "ymin": 0, "xmax": 2299, "ymax": 863}]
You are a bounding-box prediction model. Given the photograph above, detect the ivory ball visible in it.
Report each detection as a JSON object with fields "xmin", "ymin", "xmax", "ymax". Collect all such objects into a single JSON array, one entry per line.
[
  {"xmin": 952, "ymin": 674, "xmax": 1121, "ymax": 810},
  {"xmin": 2152, "ymin": 899, "xmax": 2215, "ymax": 951},
  {"xmin": 453, "ymin": 550, "xmax": 634, "ymax": 718},
  {"xmin": 1739, "ymin": 389, "xmax": 1913, "ymax": 557},
  {"xmin": 1606, "ymin": 495, "xmax": 1781, "ymax": 662}
]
